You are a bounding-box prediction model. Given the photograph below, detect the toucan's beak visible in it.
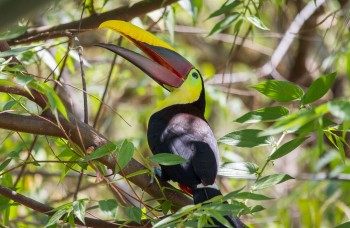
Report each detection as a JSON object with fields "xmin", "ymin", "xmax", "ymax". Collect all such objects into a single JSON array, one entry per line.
[{"xmin": 96, "ymin": 20, "xmax": 194, "ymax": 89}]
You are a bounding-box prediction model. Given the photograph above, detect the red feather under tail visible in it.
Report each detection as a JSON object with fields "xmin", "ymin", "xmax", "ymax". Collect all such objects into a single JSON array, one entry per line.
[{"xmin": 178, "ymin": 184, "xmax": 193, "ymax": 195}]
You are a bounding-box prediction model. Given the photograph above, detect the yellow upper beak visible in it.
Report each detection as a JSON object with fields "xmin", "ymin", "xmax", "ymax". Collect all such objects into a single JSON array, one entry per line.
[{"xmin": 99, "ymin": 20, "xmax": 176, "ymax": 52}]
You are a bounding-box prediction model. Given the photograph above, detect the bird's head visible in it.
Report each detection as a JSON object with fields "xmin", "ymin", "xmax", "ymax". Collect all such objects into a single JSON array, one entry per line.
[{"xmin": 96, "ymin": 20, "xmax": 205, "ymax": 111}]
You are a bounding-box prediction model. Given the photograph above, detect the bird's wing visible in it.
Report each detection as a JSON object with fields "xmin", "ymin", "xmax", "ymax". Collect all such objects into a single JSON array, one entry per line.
[{"xmin": 163, "ymin": 114, "xmax": 220, "ymax": 186}]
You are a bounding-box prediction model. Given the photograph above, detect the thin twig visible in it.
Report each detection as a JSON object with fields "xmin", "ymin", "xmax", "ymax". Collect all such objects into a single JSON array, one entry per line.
[
  {"xmin": 93, "ymin": 38, "xmax": 122, "ymax": 128},
  {"xmin": 13, "ymin": 135, "xmax": 38, "ymax": 187},
  {"xmin": 73, "ymin": 0, "xmax": 88, "ymax": 201}
]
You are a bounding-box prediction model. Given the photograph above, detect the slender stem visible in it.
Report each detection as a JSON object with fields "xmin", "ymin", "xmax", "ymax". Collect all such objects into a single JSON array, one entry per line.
[
  {"xmin": 244, "ymin": 132, "xmax": 287, "ymax": 206},
  {"xmin": 255, "ymin": 131, "xmax": 287, "ymax": 182},
  {"xmin": 53, "ymin": 43, "xmax": 70, "ymax": 90},
  {"xmin": 13, "ymin": 136, "xmax": 38, "ymax": 187},
  {"xmin": 93, "ymin": 38, "xmax": 121, "ymax": 128},
  {"xmin": 73, "ymin": 0, "xmax": 87, "ymax": 201}
]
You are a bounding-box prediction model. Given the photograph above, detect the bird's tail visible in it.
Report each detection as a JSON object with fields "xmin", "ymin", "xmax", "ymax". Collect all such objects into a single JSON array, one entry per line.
[{"xmin": 193, "ymin": 186, "xmax": 246, "ymax": 228}]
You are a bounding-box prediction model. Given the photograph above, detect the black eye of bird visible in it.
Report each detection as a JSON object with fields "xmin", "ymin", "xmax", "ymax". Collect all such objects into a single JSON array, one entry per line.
[{"xmin": 192, "ymin": 72, "xmax": 199, "ymax": 79}]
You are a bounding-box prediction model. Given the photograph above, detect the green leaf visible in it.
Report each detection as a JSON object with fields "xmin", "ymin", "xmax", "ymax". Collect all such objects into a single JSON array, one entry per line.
[
  {"xmin": 234, "ymin": 192, "xmax": 272, "ymax": 200},
  {"xmin": 335, "ymin": 135, "xmax": 346, "ymax": 162},
  {"xmin": 0, "ymin": 202, "xmax": 20, "ymax": 212},
  {"xmin": 190, "ymin": 0, "xmax": 202, "ymax": 24},
  {"xmin": 249, "ymin": 205, "xmax": 265, "ymax": 214},
  {"xmin": 0, "ymin": 45, "xmax": 40, "ymax": 58},
  {"xmin": 98, "ymin": 199, "xmax": 118, "ymax": 218},
  {"xmin": 295, "ymin": 116, "xmax": 334, "ymax": 136},
  {"xmin": 3, "ymin": 100, "xmax": 16, "ymax": 111},
  {"xmin": 246, "ymin": 15, "xmax": 269, "ymax": 30},
  {"xmin": 68, "ymin": 213, "xmax": 75, "ymax": 227},
  {"xmin": 115, "ymin": 140, "xmax": 134, "ymax": 173},
  {"xmin": 125, "ymin": 206, "xmax": 142, "ymax": 224},
  {"xmin": 204, "ymin": 201, "xmax": 246, "ymax": 213},
  {"xmin": 149, "ymin": 153, "xmax": 187, "ymax": 166},
  {"xmin": 301, "ymin": 72, "xmax": 336, "ymax": 105},
  {"xmin": 0, "ymin": 172, "xmax": 13, "ymax": 187},
  {"xmin": 251, "ymin": 80, "xmax": 304, "ymax": 102},
  {"xmin": 153, "ymin": 205, "xmax": 192, "ymax": 227},
  {"xmin": 335, "ymin": 221, "xmax": 350, "ymax": 228},
  {"xmin": 123, "ymin": 169, "xmax": 150, "ymax": 179},
  {"xmin": 263, "ymin": 104, "xmax": 329, "ymax": 136},
  {"xmin": 161, "ymin": 200, "xmax": 172, "ymax": 215},
  {"xmin": 29, "ymin": 81, "xmax": 68, "ymax": 119},
  {"xmin": 222, "ymin": 187, "xmax": 245, "ymax": 201},
  {"xmin": 0, "ymin": 26, "xmax": 28, "ymax": 40},
  {"xmin": 0, "ymin": 79, "xmax": 15, "ymax": 86},
  {"xmin": 46, "ymin": 209, "xmax": 67, "ymax": 227},
  {"xmin": 0, "ymin": 159, "xmax": 12, "ymax": 173},
  {"xmin": 207, "ymin": 210, "xmax": 231, "ymax": 227},
  {"xmin": 83, "ymin": 143, "xmax": 117, "ymax": 162},
  {"xmin": 45, "ymin": 84, "xmax": 68, "ymax": 119},
  {"xmin": 208, "ymin": 12, "xmax": 240, "ymax": 36},
  {"xmin": 208, "ymin": 1, "xmax": 242, "ymax": 19},
  {"xmin": 8, "ymin": 146, "xmax": 23, "ymax": 159},
  {"xmin": 317, "ymin": 117, "xmax": 323, "ymax": 157},
  {"xmin": 14, "ymin": 74, "xmax": 34, "ymax": 86},
  {"xmin": 73, "ymin": 201, "xmax": 85, "ymax": 225},
  {"xmin": 253, "ymin": 174, "xmax": 294, "ymax": 190},
  {"xmin": 218, "ymin": 162, "xmax": 258, "ymax": 178},
  {"xmin": 235, "ymin": 106, "xmax": 289, "ymax": 123},
  {"xmin": 58, "ymin": 147, "xmax": 77, "ymax": 158},
  {"xmin": 269, "ymin": 137, "xmax": 308, "ymax": 160},
  {"xmin": 233, "ymin": 18, "xmax": 243, "ymax": 33},
  {"xmin": 198, "ymin": 213, "xmax": 207, "ymax": 228},
  {"xmin": 218, "ymin": 129, "xmax": 274, "ymax": 147},
  {"xmin": 328, "ymin": 99, "xmax": 350, "ymax": 121},
  {"xmin": 175, "ymin": 204, "xmax": 198, "ymax": 214}
]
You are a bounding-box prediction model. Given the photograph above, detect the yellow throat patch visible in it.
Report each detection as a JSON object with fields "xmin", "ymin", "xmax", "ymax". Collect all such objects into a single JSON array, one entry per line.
[{"xmin": 156, "ymin": 69, "xmax": 203, "ymax": 112}]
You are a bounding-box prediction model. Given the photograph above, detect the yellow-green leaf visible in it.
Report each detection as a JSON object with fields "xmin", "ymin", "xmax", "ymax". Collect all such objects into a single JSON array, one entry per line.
[
  {"xmin": 301, "ymin": 72, "xmax": 336, "ymax": 105},
  {"xmin": 251, "ymin": 80, "xmax": 304, "ymax": 102},
  {"xmin": 149, "ymin": 153, "xmax": 187, "ymax": 166}
]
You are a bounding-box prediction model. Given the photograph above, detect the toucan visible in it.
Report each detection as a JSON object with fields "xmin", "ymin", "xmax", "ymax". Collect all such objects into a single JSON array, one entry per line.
[{"xmin": 97, "ymin": 20, "xmax": 245, "ymax": 228}]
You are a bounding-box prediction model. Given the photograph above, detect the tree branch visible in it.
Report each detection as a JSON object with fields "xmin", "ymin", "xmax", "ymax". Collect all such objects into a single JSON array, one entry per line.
[
  {"xmin": 0, "ymin": 184, "xmax": 147, "ymax": 227},
  {"xmin": 8, "ymin": 0, "xmax": 179, "ymax": 45},
  {"xmin": 0, "ymin": 113, "xmax": 63, "ymax": 138}
]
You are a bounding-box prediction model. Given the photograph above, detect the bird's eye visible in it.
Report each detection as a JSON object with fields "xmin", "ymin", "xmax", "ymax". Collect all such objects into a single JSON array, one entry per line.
[{"xmin": 192, "ymin": 72, "xmax": 199, "ymax": 79}]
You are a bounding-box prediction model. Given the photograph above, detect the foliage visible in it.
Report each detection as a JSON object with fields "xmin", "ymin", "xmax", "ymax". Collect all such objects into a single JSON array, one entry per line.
[{"xmin": 0, "ymin": 0, "xmax": 350, "ymax": 227}]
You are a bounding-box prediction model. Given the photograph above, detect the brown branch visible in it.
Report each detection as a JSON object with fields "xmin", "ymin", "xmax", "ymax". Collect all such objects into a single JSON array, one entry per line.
[
  {"xmin": 0, "ymin": 184, "xmax": 146, "ymax": 227},
  {"xmin": 8, "ymin": 0, "xmax": 179, "ymax": 45},
  {"xmin": 0, "ymin": 85, "xmax": 48, "ymax": 108},
  {"xmin": 0, "ymin": 113, "xmax": 64, "ymax": 138}
]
